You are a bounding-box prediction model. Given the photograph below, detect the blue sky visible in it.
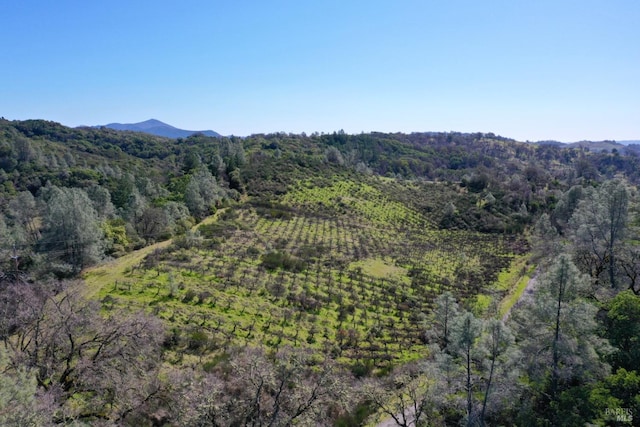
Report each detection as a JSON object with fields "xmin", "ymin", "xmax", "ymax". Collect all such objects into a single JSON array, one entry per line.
[{"xmin": 1, "ymin": 1, "xmax": 638, "ymax": 141}]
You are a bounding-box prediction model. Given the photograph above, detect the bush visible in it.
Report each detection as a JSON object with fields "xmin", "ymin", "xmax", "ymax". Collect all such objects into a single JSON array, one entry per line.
[
  {"xmin": 182, "ymin": 289, "xmax": 197, "ymax": 303},
  {"xmin": 188, "ymin": 330, "xmax": 209, "ymax": 351},
  {"xmin": 261, "ymin": 251, "xmax": 307, "ymax": 273}
]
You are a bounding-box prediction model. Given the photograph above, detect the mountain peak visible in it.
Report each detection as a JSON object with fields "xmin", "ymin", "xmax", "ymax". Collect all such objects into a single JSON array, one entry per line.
[
  {"xmin": 98, "ymin": 119, "xmax": 221, "ymax": 138},
  {"xmin": 137, "ymin": 118, "xmax": 171, "ymax": 128}
]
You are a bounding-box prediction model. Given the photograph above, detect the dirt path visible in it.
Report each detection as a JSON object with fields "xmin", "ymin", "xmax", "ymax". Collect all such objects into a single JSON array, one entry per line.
[{"xmin": 502, "ymin": 268, "xmax": 539, "ymax": 322}]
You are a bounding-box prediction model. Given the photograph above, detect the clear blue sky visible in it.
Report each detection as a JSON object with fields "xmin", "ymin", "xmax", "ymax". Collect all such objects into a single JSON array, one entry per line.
[{"xmin": 1, "ymin": 1, "xmax": 638, "ymax": 141}]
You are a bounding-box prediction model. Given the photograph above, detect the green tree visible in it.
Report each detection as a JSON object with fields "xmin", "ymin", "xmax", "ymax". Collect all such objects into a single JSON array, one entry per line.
[
  {"xmin": 8, "ymin": 191, "xmax": 40, "ymax": 244},
  {"xmin": 0, "ymin": 346, "xmax": 53, "ymax": 426},
  {"xmin": 477, "ymin": 319, "xmax": 518, "ymax": 426},
  {"xmin": 589, "ymin": 368, "xmax": 640, "ymax": 425},
  {"xmin": 513, "ymin": 255, "xmax": 610, "ymax": 424},
  {"xmin": 184, "ymin": 167, "xmax": 224, "ymax": 219},
  {"xmin": 39, "ymin": 186, "xmax": 103, "ymax": 272},
  {"xmin": 451, "ymin": 311, "xmax": 482, "ymax": 426},
  {"xmin": 111, "ymin": 173, "xmax": 136, "ymax": 210},
  {"xmin": 425, "ymin": 291, "xmax": 460, "ymax": 351},
  {"xmin": 552, "ymin": 185, "xmax": 584, "ymax": 233},
  {"xmin": 86, "ymin": 184, "xmax": 115, "ymax": 219},
  {"xmin": 604, "ymin": 290, "xmax": 640, "ymax": 371},
  {"xmin": 531, "ymin": 213, "xmax": 561, "ymax": 265},
  {"xmin": 569, "ymin": 180, "xmax": 629, "ymax": 289}
]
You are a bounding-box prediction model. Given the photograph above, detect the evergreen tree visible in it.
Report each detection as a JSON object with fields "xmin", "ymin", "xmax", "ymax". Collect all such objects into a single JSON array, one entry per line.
[
  {"xmin": 569, "ymin": 180, "xmax": 629, "ymax": 289},
  {"xmin": 39, "ymin": 186, "xmax": 103, "ymax": 272},
  {"xmin": 184, "ymin": 167, "xmax": 224, "ymax": 219},
  {"xmin": 477, "ymin": 319, "xmax": 519, "ymax": 426},
  {"xmin": 451, "ymin": 311, "xmax": 482, "ymax": 426},
  {"xmin": 8, "ymin": 191, "xmax": 40, "ymax": 244},
  {"xmin": 513, "ymin": 255, "xmax": 610, "ymax": 424},
  {"xmin": 604, "ymin": 290, "xmax": 640, "ymax": 371},
  {"xmin": 426, "ymin": 291, "xmax": 460, "ymax": 351}
]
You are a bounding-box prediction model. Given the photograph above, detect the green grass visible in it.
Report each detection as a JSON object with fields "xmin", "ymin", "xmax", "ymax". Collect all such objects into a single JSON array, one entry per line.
[
  {"xmin": 497, "ymin": 256, "xmax": 535, "ymax": 317},
  {"xmin": 84, "ymin": 178, "xmax": 525, "ymax": 368},
  {"xmin": 349, "ymin": 258, "xmax": 409, "ymax": 282},
  {"xmin": 82, "ymin": 239, "xmax": 172, "ymax": 300}
]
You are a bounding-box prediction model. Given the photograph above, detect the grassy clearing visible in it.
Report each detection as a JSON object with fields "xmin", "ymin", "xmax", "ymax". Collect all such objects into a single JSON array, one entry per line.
[
  {"xmin": 349, "ymin": 258, "xmax": 408, "ymax": 281},
  {"xmin": 82, "ymin": 240, "xmax": 172, "ymax": 300}
]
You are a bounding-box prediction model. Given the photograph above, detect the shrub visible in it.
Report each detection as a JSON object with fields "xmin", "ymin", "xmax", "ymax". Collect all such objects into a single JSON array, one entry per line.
[{"xmin": 261, "ymin": 251, "xmax": 307, "ymax": 273}]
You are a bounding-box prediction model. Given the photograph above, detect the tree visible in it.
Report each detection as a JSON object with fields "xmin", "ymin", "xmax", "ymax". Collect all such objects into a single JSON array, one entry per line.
[
  {"xmin": 477, "ymin": 319, "xmax": 519, "ymax": 426},
  {"xmin": 0, "ymin": 346, "xmax": 54, "ymax": 427},
  {"xmin": 325, "ymin": 146, "xmax": 345, "ymax": 165},
  {"xmin": 7, "ymin": 191, "xmax": 40, "ymax": 244},
  {"xmin": 175, "ymin": 346, "xmax": 350, "ymax": 426},
  {"xmin": 604, "ymin": 290, "xmax": 640, "ymax": 371},
  {"xmin": 162, "ymin": 201, "xmax": 192, "ymax": 235},
  {"xmin": 210, "ymin": 153, "xmax": 226, "ymax": 178},
  {"xmin": 589, "ymin": 368, "xmax": 640, "ymax": 425},
  {"xmin": 0, "ymin": 215, "xmax": 23, "ymax": 277},
  {"xmin": 425, "ymin": 291, "xmax": 460, "ymax": 351},
  {"xmin": 530, "ymin": 213, "xmax": 561, "ymax": 265},
  {"xmin": 569, "ymin": 180, "xmax": 629, "ymax": 289},
  {"xmin": 513, "ymin": 255, "xmax": 610, "ymax": 424},
  {"xmin": 363, "ymin": 361, "xmax": 444, "ymax": 427},
  {"xmin": 451, "ymin": 311, "xmax": 482, "ymax": 426},
  {"xmin": 9, "ymin": 285, "xmax": 165, "ymax": 423},
  {"xmin": 616, "ymin": 244, "xmax": 640, "ymax": 295},
  {"xmin": 135, "ymin": 206, "xmax": 169, "ymax": 242},
  {"xmin": 111, "ymin": 173, "xmax": 136, "ymax": 210},
  {"xmin": 39, "ymin": 186, "xmax": 103, "ymax": 272},
  {"xmin": 86, "ymin": 184, "xmax": 115, "ymax": 219},
  {"xmin": 184, "ymin": 167, "xmax": 225, "ymax": 219},
  {"xmin": 551, "ymin": 185, "xmax": 584, "ymax": 233}
]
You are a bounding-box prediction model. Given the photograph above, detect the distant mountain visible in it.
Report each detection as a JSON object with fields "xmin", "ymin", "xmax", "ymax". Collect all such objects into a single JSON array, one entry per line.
[
  {"xmin": 617, "ymin": 140, "xmax": 640, "ymax": 146},
  {"xmin": 96, "ymin": 119, "xmax": 221, "ymax": 138}
]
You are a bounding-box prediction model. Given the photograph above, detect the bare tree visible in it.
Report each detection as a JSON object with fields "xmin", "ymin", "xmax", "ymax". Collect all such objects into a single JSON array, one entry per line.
[
  {"xmin": 175, "ymin": 346, "xmax": 351, "ymax": 426},
  {"xmin": 7, "ymin": 283, "xmax": 165, "ymax": 423},
  {"xmin": 363, "ymin": 361, "xmax": 445, "ymax": 427},
  {"xmin": 617, "ymin": 244, "xmax": 640, "ymax": 295}
]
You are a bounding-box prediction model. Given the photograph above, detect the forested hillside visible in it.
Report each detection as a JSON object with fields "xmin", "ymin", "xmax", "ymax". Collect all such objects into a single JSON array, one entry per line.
[{"xmin": 1, "ymin": 119, "xmax": 639, "ymax": 426}]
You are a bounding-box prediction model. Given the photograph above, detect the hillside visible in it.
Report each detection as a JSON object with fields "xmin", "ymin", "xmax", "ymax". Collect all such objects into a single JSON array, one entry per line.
[{"xmin": 1, "ymin": 119, "xmax": 640, "ymax": 425}]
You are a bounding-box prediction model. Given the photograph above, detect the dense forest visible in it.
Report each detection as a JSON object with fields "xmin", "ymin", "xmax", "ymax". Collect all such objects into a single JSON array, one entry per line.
[{"xmin": 1, "ymin": 118, "xmax": 639, "ymax": 426}]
